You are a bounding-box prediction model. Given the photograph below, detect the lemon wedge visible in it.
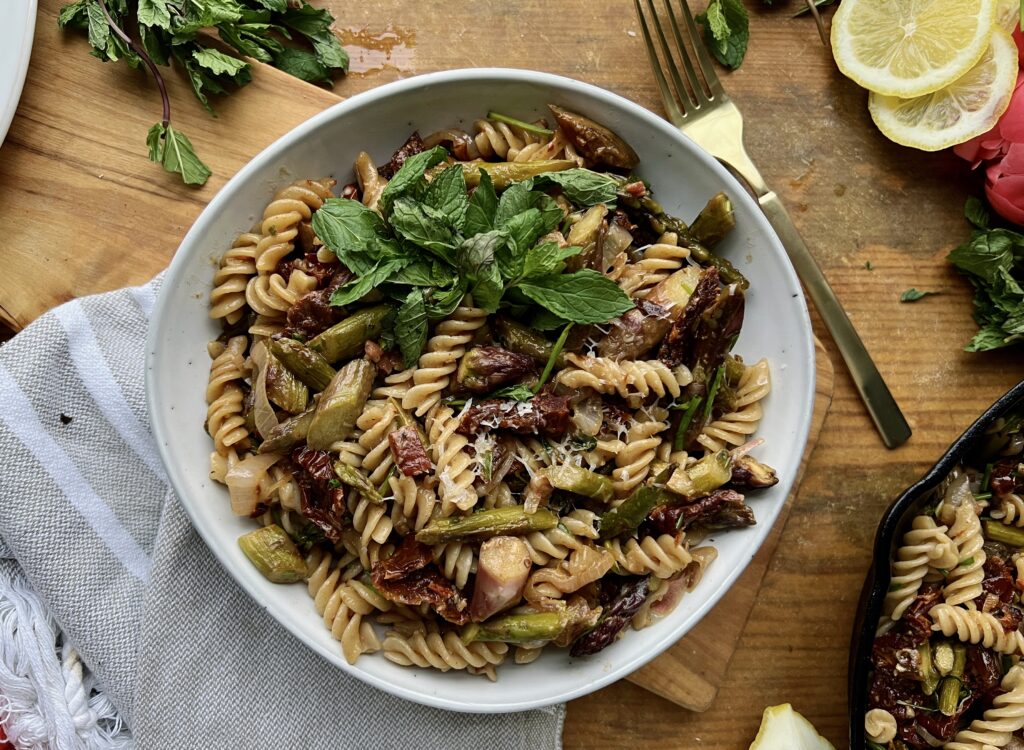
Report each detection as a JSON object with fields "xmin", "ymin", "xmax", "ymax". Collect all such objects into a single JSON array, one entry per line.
[
  {"xmin": 996, "ymin": 0, "xmax": 1021, "ymax": 33},
  {"xmin": 749, "ymin": 704, "xmax": 836, "ymax": 750},
  {"xmin": 831, "ymin": 0, "xmax": 997, "ymax": 97},
  {"xmin": 868, "ymin": 29, "xmax": 1017, "ymax": 152}
]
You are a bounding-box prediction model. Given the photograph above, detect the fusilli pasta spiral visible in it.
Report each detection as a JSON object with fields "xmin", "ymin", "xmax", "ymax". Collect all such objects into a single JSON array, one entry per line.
[
  {"xmin": 605, "ymin": 534, "xmax": 693, "ymax": 578},
  {"xmin": 209, "ymin": 230, "xmax": 259, "ymax": 325},
  {"xmin": 697, "ymin": 359, "xmax": 771, "ymax": 452},
  {"xmin": 992, "ymin": 493, "xmax": 1024, "ymax": 527},
  {"xmin": 883, "ymin": 515, "xmax": 959, "ymax": 621},
  {"xmin": 864, "ymin": 708, "xmax": 898, "ymax": 744},
  {"xmin": 945, "ymin": 665, "xmax": 1024, "ymax": 750},
  {"xmin": 383, "ymin": 627, "xmax": 508, "ymax": 673},
  {"xmin": 944, "ymin": 502, "xmax": 987, "ymax": 607},
  {"xmin": 205, "ymin": 336, "xmax": 249, "ymax": 458},
  {"xmin": 613, "ymin": 419, "xmax": 668, "ymax": 498},
  {"xmin": 929, "ymin": 604, "xmax": 1024, "ymax": 655},
  {"xmin": 616, "ymin": 233, "xmax": 691, "ymax": 299},
  {"xmin": 557, "ymin": 354, "xmax": 692, "ymax": 404}
]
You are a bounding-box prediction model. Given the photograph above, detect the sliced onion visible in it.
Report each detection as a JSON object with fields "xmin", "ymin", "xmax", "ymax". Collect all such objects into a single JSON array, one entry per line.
[
  {"xmin": 226, "ymin": 452, "xmax": 283, "ymax": 516},
  {"xmin": 571, "ymin": 392, "xmax": 604, "ymax": 436},
  {"xmin": 249, "ymin": 341, "xmax": 280, "ymax": 440},
  {"xmin": 602, "ymin": 221, "xmax": 633, "ymax": 269}
]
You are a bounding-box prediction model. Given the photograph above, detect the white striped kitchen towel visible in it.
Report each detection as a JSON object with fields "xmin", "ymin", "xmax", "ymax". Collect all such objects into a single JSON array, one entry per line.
[{"xmin": 0, "ymin": 276, "xmax": 565, "ymax": 749}]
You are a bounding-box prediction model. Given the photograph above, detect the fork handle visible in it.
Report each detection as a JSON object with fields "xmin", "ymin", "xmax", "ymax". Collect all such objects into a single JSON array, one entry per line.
[{"xmin": 757, "ymin": 191, "xmax": 912, "ymax": 449}]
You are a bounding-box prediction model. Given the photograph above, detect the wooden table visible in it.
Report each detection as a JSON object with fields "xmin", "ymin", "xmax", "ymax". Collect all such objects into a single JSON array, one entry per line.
[{"xmin": 3, "ymin": 0, "xmax": 1024, "ymax": 746}]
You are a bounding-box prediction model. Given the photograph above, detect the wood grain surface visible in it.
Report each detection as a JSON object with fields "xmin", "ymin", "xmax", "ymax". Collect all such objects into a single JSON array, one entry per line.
[{"xmin": 3, "ymin": 0, "xmax": 1024, "ymax": 747}]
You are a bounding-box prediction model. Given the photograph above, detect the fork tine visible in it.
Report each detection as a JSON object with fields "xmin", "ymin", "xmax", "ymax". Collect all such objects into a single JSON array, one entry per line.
[
  {"xmin": 657, "ymin": 0, "xmax": 712, "ymax": 107},
  {"xmin": 644, "ymin": 0, "xmax": 705, "ymax": 111},
  {"xmin": 633, "ymin": 0, "xmax": 687, "ymax": 125},
  {"xmin": 674, "ymin": 0, "xmax": 725, "ymax": 98}
]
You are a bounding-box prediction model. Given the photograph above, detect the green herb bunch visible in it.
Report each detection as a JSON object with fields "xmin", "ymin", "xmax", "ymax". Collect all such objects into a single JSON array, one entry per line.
[
  {"xmin": 697, "ymin": 0, "xmax": 835, "ymax": 70},
  {"xmin": 947, "ymin": 197, "xmax": 1024, "ymax": 352},
  {"xmin": 58, "ymin": 0, "xmax": 349, "ymax": 185},
  {"xmin": 311, "ymin": 150, "xmax": 635, "ymax": 367}
]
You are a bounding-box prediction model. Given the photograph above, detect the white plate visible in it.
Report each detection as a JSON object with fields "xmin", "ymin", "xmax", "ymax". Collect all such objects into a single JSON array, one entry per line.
[
  {"xmin": 0, "ymin": 0, "xmax": 36, "ymax": 149},
  {"xmin": 146, "ymin": 69, "xmax": 816, "ymax": 713}
]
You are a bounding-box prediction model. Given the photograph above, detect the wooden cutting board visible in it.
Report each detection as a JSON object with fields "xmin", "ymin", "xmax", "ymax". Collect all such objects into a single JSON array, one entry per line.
[{"xmin": 2, "ymin": 0, "xmax": 834, "ymax": 711}]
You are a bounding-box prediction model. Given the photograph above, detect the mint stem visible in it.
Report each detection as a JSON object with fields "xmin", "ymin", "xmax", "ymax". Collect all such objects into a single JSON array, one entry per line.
[{"xmin": 96, "ymin": 0, "xmax": 171, "ymax": 127}]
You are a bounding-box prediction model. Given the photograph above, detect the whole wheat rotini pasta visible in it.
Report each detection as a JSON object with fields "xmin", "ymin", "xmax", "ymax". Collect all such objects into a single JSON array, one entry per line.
[
  {"xmin": 207, "ymin": 106, "xmax": 774, "ymax": 677},
  {"xmin": 883, "ymin": 514, "xmax": 958, "ymax": 622},
  {"xmin": 944, "ymin": 501, "xmax": 987, "ymax": 607}
]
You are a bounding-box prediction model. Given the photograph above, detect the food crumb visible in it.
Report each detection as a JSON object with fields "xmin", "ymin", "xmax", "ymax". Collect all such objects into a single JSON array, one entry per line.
[
  {"xmin": 59, "ymin": 413, "xmax": 73, "ymax": 426},
  {"xmin": 627, "ymin": 30, "xmax": 637, "ymax": 37}
]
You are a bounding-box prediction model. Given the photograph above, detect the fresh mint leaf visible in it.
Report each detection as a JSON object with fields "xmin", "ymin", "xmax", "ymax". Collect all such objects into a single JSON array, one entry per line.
[
  {"xmin": 312, "ymin": 198, "xmax": 387, "ymax": 275},
  {"xmin": 522, "ymin": 242, "xmax": 582, "ymax": 279},
  {"xmin": 458, "ymin": 230, "xmax": 507, "ymax": 313},
  {"xmin": 948, "ymin": 229, "xmax": 1020, "ymax": 285},
  {"xmin": 216, "ymin": 20, "xmax": 281, "ymax": 63},
  {"xmin": 899, "ymin": 288, "xmax": 937, "ymax": 303},
  {"xmin": 532, "ymin": 169, "xmax": 618, "ymax": 206},
  {"xmin": 137, "ymin": 0, "xmax": 171, "ymax": 29},
  {"xmin": 531, "ymin": 308, "xmax": 569, "ymax": 330},
  {"xmin": 426, "ymin": 279, "xmax": 469, "ymax": 319},
  {"xmin": 965, "ymin": 326, "xmax": 1012, "ymax": 353},
  {"xmin": 193, "ymin": 48, "xmax": 249, "ymax": 77},
  {"xmin": 58, "ymin": 0, "xmax": 90, "ymax": 29},
  {"xmin": 464, "ymin": 169, "xmax": 497, "ymax": 235},
  {"xmin": 86, "ymin": 2, "xmax": 112, "ymax": 55},
  {"xmin": 146, "ymin": 123, "xmax": 211, "ymax": 186},
  {"xmin": 139, "ymin": 24, "xmax": 171, "ymax": 65},
  {"xmin": 965, "ymin": 196, "xmax": 991, "ymax": 230},
  {"xmin": 501, "ymin": 209, "xmax": 546, "ymax": 269},
  {"xmin": 330, "ymin": 259, "xmax": 407, "ymax": 306},
  {"xmin": 272, "ymin": 47, "xmax": 331, "ymax": 85},
  {"xmin": 424, "ymin": 164, "xmax": 469, "ymax": 231},
  {"xmin": 389, "ymin": 260, "xmax": 456, "ymax": 287},
  {"xmin": 278, "ymin": 2, "xmax": 332, "ymax": 36},
  {"xmin": 518, "ymin": 270, "xmax": 634, "ymax": 324},
  {"xmin": 379, "ymin": 146, "xmax": 448, "ymax": 215},
  {"xmin": 491, "ymin": 384, "xmax": 534, "ymax": 401},
  {"xmin": 308, "ymin": 33, "xmax": 349, "ymax": 71},
  {"xmin": 173, "ymin": 0, "xmax": 242, "ymax": 38},
  {"xmin": 696, "ymin": 0, "xmax": 750, "ymax": 70},
  {"xmin": 495, "ymin": 182, "xmax": 561, "ymax": 229},
  {"xmin": 249, "ymin": 0, "xmax": 287, "ymax": 11},
  {"xmin": 396, "ymin": 289, "xmax": 428, "ymax": 368},
  {"xmin": 390, "ymin": 198, "xmax": 458, "ymax": 264}
]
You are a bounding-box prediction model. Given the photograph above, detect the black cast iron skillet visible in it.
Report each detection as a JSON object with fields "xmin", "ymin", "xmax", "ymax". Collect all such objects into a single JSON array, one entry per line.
[{"xmin": 848, "ymin": 378, "xmax": 1024, "ymax": 749}]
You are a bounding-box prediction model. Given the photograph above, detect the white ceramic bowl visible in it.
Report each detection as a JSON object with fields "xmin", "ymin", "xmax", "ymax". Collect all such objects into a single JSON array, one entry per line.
[{"xmin": 147, "ymin": 68, "xmax": 815, "ymax": 712}]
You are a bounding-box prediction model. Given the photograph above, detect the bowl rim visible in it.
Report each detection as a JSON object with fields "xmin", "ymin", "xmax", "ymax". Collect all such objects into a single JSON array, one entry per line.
[
  {"xmin": 146, "ymin": 66, "xmax": 817, "ymax": 712},
  {"xmin": 847, "ymin": 377, "xmax": 1024, "ymax": 746}
]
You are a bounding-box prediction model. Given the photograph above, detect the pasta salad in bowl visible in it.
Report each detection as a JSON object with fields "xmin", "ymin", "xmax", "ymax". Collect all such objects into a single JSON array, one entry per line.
[{"xmin": 147, "ymin": 69, "xmax": 815, "ymax": 711}]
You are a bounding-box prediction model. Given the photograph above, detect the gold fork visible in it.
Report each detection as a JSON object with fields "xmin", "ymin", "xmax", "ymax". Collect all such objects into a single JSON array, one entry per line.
[{"xmin": 634, "ymin": 0, "xmax": 911, "ymax": 449}]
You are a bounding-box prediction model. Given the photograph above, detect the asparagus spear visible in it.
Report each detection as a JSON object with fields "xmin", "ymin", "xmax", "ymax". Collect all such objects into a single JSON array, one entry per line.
[
  {"xmin": 238, "ymin": 525, "xmax": 307, "ymax": 583},
  {"xmin": 416, "ymin": 506, "xmax": 558, "ymax": 545},
  {"xmin": 264, "ymin": 353, "xmax": 309, "ymax": 414},
  {"xmin": 920, "ymin": 639, "xmax": 941, "ymax": 696},
  {"xmin": 541, "ymin": 465, "xmax": 615, "ymax": 503},
  {"xmin": 937, "ymin": 643, "xmax": 967, "ymax": 715},
  {"xmin": 333, "ymin": 463, "xmax": 385, "ymax": 505},
  {"xmin": 258, "ymin": 406, "xmax": 315, "ymax": 454},
  {"xmin": 462, "ymin": 611, "xmax": 569, "ymax": 645},
  {"xmin": 688, "ymin": 193, "xmax": 736, "ymax": 249},
  {"xmin": 457, "ymin": 159, "xmax": 575, "ymax": 189},
  {"xmin": 270, "ymin": 338, "xmax": 336, "ymax": 391},
  {"xmin": 496, "ymin": 317, "xmax": 564, "ymax": 366},
  {"xmin": 983, "ymin": 519, "xmax": 1024, "ymax": 547},
  {"xmin": 307, "ymin": 305, "xmax": 392, "ymax": 364},
  {"xmin": 599, "ymin": 485, "xmax": 671, "ymax": 539},
  {"xmin": 668, "ymin": 450, "xmax": 733, "ymax": 500},
  {"xmin": 306, "ymin": 359, "xmax": 375, "ymax": 450}
]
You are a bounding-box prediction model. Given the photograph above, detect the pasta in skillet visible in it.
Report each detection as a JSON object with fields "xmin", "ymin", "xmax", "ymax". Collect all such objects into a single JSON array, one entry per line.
[
  {"xmin": 866, "ymin": 415, "xmax": 1024, "ymax": 748},
  {"xmin": 204, "ymin": 105, "xmax": 778, "ymax": 677}
]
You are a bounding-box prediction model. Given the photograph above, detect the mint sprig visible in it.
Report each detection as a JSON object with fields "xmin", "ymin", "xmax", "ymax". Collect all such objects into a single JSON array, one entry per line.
[
  {"xmin": 58, "ymin": 0, "xmax": 349, "ymax": 185},
  {"xmin": 313, "ymin": 158, "xmax": 635, "ymax": 364}
]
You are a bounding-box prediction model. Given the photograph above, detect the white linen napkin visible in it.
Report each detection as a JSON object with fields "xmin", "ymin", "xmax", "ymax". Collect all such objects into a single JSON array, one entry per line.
[{"xmin": 0, "ymin": 276, "xmax": 565, "ymax": 749}]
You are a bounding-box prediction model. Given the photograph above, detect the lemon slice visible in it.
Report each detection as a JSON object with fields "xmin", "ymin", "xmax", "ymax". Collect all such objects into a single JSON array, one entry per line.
[
  {"xmin": 996, "ymin": 0, "xmax": 1020, "ymax": 33},
  {"xmin": 868, "ymin": 30, "xmax": 1017, "ymax": 152},
  {"xmin": 748, "ymin": 704, "xmax": 836, "ymax": 750},
  {"xmin": 831, "ymin": 0, "xmax": 997, "ymax": 97}
]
